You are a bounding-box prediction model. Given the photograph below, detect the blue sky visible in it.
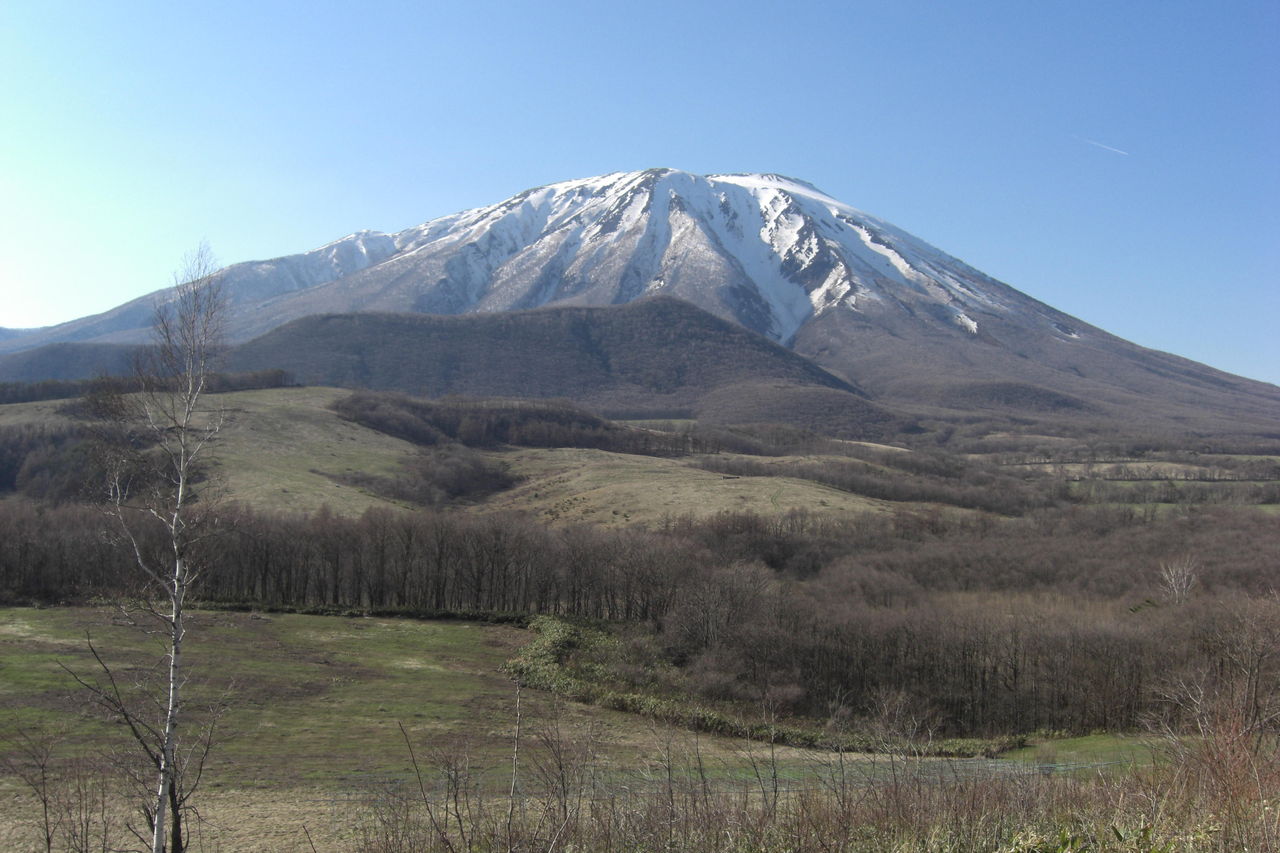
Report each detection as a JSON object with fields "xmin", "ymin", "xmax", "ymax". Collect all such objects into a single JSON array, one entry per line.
[{"xmin": 2, "ymin": 0, "xmax": 1277, "ymax": 383}]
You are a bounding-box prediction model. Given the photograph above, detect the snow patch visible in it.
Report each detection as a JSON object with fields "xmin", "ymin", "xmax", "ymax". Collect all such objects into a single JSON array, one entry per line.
[
  {"xmin": 334, "ymin": 168, "xmax": 1043, "ymax": 343},
  {"xmin": 808, "ymin": 266, "xmax": 852, "ymax": 314}
]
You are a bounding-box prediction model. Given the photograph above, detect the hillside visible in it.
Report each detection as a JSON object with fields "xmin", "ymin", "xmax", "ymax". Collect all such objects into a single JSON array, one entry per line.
[
  {"xmin": 2, "ymin": 384, "xmax": 1278, "ymax": 850},
  {"xmin": 0, "ymin": 342, "xmax": 143, "ymax": 383},
  {"xmin": 221, "ymin": 298, "xmax": 901, "ymax": 432},
  {"xmin": 0, "ymin": 387, "xmax": 906, "ymax": 519}
]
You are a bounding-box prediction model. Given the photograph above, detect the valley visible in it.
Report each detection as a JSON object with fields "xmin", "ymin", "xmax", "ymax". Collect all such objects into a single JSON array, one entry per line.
[{"xmin": 1, "ymin": 382, "xmax": 1277, "ymax": 849}]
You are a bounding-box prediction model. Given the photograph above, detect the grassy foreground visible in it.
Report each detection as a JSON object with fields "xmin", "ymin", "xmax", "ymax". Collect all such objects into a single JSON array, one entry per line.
[
  {"xmin": 3, "ymin": 607, "xmax": 1277, "ymax": 852},
  {"xmin": 0, "ymin": 606, "xmax": 850, "ymax": 850}
]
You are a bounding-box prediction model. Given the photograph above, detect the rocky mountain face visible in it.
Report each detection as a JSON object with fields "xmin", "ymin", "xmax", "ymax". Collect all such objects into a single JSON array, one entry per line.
[{"xmin": 2, "ymin": 169, "xmax": 1276, "ymax": 436}]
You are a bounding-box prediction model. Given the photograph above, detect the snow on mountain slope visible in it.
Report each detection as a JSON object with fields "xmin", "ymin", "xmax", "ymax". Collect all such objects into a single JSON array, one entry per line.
[
  {"xmin": 240, "ymin": 168, "xmax": 1063, "ymax": 348},
  {"xmin": 0, "ymin": 169, "xmax": 1072, "ymax": 353},
  {"xmin": 240, "ymin": 230, "xmax": 398, "ymax": 302},
  {"xmin": 0, "ymin": 230, "xmax": 399, "ymax": 354}
]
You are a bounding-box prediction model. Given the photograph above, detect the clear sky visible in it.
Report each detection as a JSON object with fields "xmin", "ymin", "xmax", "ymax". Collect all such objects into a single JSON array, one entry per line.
[{"xmin": 2, "ymin": 0, "xmax": 1277, "ymax": 384}]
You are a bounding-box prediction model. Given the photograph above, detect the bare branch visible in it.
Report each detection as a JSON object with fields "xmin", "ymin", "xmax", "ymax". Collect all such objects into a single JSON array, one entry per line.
[{"xmin": 74, "ymin": 244, "xmax": 230, "ymax": 853}]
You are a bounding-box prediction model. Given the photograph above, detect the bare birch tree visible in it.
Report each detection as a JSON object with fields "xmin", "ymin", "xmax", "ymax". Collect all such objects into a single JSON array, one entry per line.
[
  {"xmin": 1158, "ymin": 554, "xmax": 1199, "ymax": 605},
  {"xmin": 80, "ymin": 243, "xmax": 227, "ymax": 853}
]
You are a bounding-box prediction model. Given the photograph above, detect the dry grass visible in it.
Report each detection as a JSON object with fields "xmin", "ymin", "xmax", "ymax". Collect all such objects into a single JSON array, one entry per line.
[
  {"xmin": 0, "ymin": 398, "xmax": 70, "ymax": 428},
  {"xmin": 0, "ymin": 386, "xmax": 420, "ymax": 516},
  {"xmin": 476, "ymin": 447, "xmax": 889, "ymax": 526},
  {"xmin": 0, "ymin": 389, "xmax": 934, "ymax": 523},
  {"xmin": 4, "ymin": 606, "xmax": 1277, "ymax": 851},
  {"xmin": 209, "ymin": 387, "xmax": 419, "ymax": 515}
]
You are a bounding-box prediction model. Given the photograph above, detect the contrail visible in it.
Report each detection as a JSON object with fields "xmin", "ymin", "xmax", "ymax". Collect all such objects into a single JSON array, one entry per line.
[{"xmin": 1077, "ymin": 136, "xmax": 1130, "ymax": 156}]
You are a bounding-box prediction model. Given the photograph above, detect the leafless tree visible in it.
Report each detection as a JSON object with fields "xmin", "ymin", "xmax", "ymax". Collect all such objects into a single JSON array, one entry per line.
[
  {"xmin": 2, "ymin": 726, "xmax": 117, "ymax": 853},
  {"xmin": 81, "ymin": 243, "xmax": 228, "ymax": 853},
  {"xmin": 3, "ymin": 727, "xmax": 63, "ymax": 852},
  {"xmin": 1159, "ymin": 554, "xmax": 1199, "ymax": 604}
]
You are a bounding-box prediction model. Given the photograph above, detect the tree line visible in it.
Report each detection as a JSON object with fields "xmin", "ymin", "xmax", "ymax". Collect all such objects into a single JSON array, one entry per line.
[
  {"xmin": 2, "ymin": 497, "xmax": 1276, "ymax": 737},
  {"xmin": 330, "ymin": 390, "xmax": 790, "ymax": 457},
  {"xmin": 0, "ymin": 368, "xmax": 292, "ymax": 406}
]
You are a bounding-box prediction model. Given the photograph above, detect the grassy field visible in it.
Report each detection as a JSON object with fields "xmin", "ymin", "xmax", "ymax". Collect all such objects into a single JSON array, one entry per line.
[
  {"xmin": 1001, "ymin": 733, "xmax": 1162, "ymax": 770},
  {"xmin": 0, "ymin": 389, "xmax": 911, "ymax": 523},
  {"xmin": 5, "ymin": 602, "xmax": 1263, "ymax": 852},
  {"xmin": 4, "ymin": 386, "xmax": 1271, "ymax": 526},
  {"xmin": 1, "ymin": 606, "xmax": 785, "ymax": 785},
  {"xmin": 191, "ymin": 390, "xmax": 938, "ymax": 525},
  {"xmin": 0, "ymin": 397, "xmax": 70, "ymax": 427},
  {"xmin": 3, "ymin": 388, "xmax": 1277, "ymax": 850},
  {"xmin": 205, "ymin": 387, "xmax": 419, "ymax": 515},
  {"xmin": 0, "ymin": 387, "xmax": 418, "ymax": 516},
  {"xmin": 478, "ymin": 447, "xmax": 891, "ymax": 526},
  {"xmin": 0, "ymin": 606, "xmax": 861, "ymax": 851}
]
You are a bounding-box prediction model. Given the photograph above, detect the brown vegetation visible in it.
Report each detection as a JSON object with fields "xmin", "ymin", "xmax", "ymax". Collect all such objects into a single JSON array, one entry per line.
[
  {"xmin": 2, "ymin": 495, "xmax": 1276, "ymax": 741},
  {"xmin": 1, "ymin": 379, "xmax": 1277, "ymax": 849}
]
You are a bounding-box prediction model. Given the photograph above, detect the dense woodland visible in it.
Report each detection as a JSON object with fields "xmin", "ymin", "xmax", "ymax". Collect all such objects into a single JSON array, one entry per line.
[{"xmin": 2, "ymin": 389, "xmax": 1278, "ymax": 743}]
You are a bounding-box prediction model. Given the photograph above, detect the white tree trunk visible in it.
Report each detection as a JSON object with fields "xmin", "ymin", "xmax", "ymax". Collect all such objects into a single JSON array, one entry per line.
[{"xmin": 152, "ymin": 563, "xmax": 185, "ymax": 853}]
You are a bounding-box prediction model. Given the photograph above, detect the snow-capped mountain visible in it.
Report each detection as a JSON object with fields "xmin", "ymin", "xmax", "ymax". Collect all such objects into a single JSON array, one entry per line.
[
  {"xmin": 3, "ymin": 168, "xmax": 1277, "ymax": 433},
  {"xmin": 0, "ymin": 169, "xmax": 1066, "ymax": 350},
  {"xmin": 233, "ymin": 168, "xmax": 1068, "ymax": 348}
]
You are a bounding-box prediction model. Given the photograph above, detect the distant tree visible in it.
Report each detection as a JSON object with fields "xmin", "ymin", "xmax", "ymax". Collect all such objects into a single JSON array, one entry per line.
[{"xmin": 1159, "ymin": 554, "xmax": 1199, "ymax": 604}]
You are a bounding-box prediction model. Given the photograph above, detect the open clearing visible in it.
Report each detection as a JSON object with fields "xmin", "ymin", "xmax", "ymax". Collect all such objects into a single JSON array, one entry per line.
[
  {"xmin": 0, "ymin": 389, "xmax": 909, "ymax": 524},
  {"xmin": 0, "ymin": 606, "xmax": 868, "ymax": 850},
  {"xmin": 209, "ymin": 387, "xmax": 418, "ymax": 515},
  {"xmin": 0, "ymin": 606, "xmax": 1073, "ymax": 851},
  {"xmin": 478, "ymin": 446, "xmax": 890, "ymax": 526},
  {"xmin": 3, "ymin": 605, "xmax": 796, "ymax": 786},
  {"xmin": 6, "ymin": 386, "xmax": 1267, "ymax": 529}
]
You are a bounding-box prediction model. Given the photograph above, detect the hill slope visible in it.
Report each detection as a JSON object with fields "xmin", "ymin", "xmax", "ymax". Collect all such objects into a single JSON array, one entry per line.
[
  {"xmin": 222, "ymin": 298, "xmax": 898, "ymax": 431},
  {"xmin": 0, "ymin": 342, "xmax": 144, "ymax": 383}
]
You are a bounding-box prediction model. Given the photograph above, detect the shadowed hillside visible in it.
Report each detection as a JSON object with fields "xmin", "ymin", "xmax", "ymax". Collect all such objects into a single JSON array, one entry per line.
[
  {"xmin": 0, "ymin": 342, "xmax": 144, "ymax": 382},
  {"xmin": 222, "ymin": 297, "xmax": 882, "ymax": 421}
]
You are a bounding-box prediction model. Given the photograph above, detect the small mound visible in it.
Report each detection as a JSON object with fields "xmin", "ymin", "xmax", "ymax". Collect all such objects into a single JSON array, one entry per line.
[
  {"xmin": 942, "ymin": 382, "xmax": 1095, "ymax": 413},
  {"xmin": 695, "ymin": 381, "xmax": 902, "ymax": 440}
]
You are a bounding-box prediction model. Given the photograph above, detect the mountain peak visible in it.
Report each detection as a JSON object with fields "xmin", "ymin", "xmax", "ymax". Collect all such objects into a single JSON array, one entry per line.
[{"xmin": 0, "ymin": 169, "xmax": 1184, "ymax": 354}]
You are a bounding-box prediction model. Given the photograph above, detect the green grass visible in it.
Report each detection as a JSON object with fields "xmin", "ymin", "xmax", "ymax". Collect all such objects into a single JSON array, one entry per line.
[
  {"xmin": 0, "ymin": 607, "xmax": 530, "ymax": 787},
  {"xmin": 0, "ymin": 607, "xmax": 859, "ymax": 794},
  {"xmin": 210, "ymin": 387, "xmax": 420, "ymax": 515},
  {"xmin": 1001, "ymin": 733, "xmax": 1161, "ymax": 768}
]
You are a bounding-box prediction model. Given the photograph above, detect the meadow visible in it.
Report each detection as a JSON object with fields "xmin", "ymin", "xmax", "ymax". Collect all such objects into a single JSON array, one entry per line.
[{"xmin": 5, "ymin": 606, "xmax": 1274, "ymax": 852}]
